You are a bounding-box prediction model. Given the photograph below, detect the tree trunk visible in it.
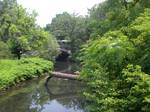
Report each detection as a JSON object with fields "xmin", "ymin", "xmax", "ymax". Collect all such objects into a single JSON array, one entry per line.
[
  {"xmin": 51, "ymin": 72, "xmax": 79, "ymax": 80},
  {"xmin": 16, "ymin": 52, "xmax": 21, "ymax": 59}
]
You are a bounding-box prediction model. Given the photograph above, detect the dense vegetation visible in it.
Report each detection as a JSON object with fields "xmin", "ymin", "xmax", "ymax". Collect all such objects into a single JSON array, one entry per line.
[
  {"xmin": 44, "ymin": 1, "xmax": 150, "ymax": 110},
  {"xmin": 0, "ymin": 58, "xmax": 53, "ymax": 90},
  {"xmin": 79, "ymin": 0, "xmax": 150, "ymax": 112},
  {"xmin": 0, "ymin": 0, "xmax": 59, "ymax": 60},
  {"xmin": 45, "ymin": 12, "xmax": 89, "ymax": 59},
  {"xmin": 0, "ymin": 0, "xmax": 149, "ymax": 111},
  {"xmin": 0, "ymin": 0, "xmax": 56, "ymax": 91}
]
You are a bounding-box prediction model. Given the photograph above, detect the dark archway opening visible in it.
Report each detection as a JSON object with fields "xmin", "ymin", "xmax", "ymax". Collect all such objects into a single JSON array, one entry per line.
[{"xmin": 56, "ymin": 49, "xmax": 70, "ymax": 61}]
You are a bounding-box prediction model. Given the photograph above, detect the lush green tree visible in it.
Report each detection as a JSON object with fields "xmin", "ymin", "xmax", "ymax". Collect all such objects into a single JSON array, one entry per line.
[
  {"xmin": 118, "ymin": 65, "xmax": 150, "ymax": 112},
  {"xmin": 46, "ymin": 12, "xmax": 89, "ymax": 60},
  {"xmin": 45, "ymin": 12, "xmax": 76, "ymax": 40},
  {"xmin": 80, "ymin": 9, "xmax": 150, "ymax": 112},
  {"xmin": 0, "ymin": 0, "xmax": 59, "ymax": 59},
  {"xmin": 88, "ymin": 0, "xmax": 150, "ymax": 38},
  {"xmin": 0, "ymin": 41, "xmax": 12, "ymax": 59},
  {"xmin": 81, "ymin": 64, "xmax": 150, "ymax": 112},
  {"xmin": 37, "ymin": 34, "xmax": 59, "ymax": 60},
  {"xmin": 69, "ymin": 16, "xmax": 89, "ymax": 59},
  {"xmin": 123, "ymin": 8, "xmax": 150, "ymax": 73},
  {"xmin": 80, "ymin": 31, "xmax": 135, "ymax": 111},
  {"xmin": 87, "ymin": 0, "xmax": 128, "ymax": 37},
  {"xmin": 80, "ymin": 31, "xmax": 135, "ymax": 75}
]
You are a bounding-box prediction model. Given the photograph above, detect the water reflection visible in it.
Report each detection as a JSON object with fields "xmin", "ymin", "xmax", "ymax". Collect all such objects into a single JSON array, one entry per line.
[
  {"xmin": 0, "ymin": 77, "xmax": 86, "ymax": 112},
  {"xmin": 54, "ymin": 61, "xmax": 80, "ymax": 74}
]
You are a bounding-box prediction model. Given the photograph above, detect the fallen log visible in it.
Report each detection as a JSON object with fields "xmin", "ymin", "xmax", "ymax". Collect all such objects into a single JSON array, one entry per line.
[{"xmin": 51, "ymin": 72, "xmax": 79, "ymax": 80}]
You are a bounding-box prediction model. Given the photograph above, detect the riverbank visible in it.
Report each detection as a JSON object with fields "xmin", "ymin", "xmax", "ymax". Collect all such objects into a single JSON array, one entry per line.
[
  {"xmin": 0, "ymin": 61, "xmax": 86, "ymax": 112},
  {"xmin": 0, "ymin": 58, "xmax": 53, "ymax": 90}
]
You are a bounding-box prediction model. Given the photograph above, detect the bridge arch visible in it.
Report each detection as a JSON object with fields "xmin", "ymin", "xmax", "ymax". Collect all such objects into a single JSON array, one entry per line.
[{"xmin": 56, "ymin": 40, "xmax": 71, "ymax": 61}]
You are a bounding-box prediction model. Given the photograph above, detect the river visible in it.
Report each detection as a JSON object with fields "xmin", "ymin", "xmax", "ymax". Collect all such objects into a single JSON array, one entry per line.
[{"xmin": 0, "ymin": 61, "xmax": 86, "ymax": 112}]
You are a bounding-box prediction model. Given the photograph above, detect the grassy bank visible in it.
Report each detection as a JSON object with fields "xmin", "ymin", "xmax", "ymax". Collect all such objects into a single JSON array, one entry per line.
[{"xmin": 0, "ymin": 58, "xmax": 53, "ymax": 90}]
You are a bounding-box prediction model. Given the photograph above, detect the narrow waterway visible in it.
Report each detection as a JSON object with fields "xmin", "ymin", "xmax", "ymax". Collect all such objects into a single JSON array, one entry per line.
[{"xmin": 0, "ymin": 61, "xmax": 86, "ymax": 112}]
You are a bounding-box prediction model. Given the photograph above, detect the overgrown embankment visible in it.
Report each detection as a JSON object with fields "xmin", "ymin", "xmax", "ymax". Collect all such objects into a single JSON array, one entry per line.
[{"xmin": 0, "ymin": 58, "xmax": 53, "ymax": 90}]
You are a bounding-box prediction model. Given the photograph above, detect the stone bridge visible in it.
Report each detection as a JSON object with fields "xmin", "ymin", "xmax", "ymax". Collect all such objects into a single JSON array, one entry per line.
[{"xmin": 56, "ymin": 40, "xmax": 71, "ymax": 61}]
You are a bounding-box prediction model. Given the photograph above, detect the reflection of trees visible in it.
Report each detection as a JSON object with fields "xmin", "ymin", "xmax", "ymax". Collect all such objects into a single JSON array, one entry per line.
[
  {"xmin": 0, "ymin": 76, "xmax": 86, "ymax": 112},
  {"xmin": 0, "ymin": 92, "xmax": 30, "ymax": 112},
  {"xmin": 0, "ymin": 77, "xmax": 48, "ymax": 112},
  {"xmin": 45, "ymin": 76, "xmax": 86, "ymax": 110},
  {"xmin": 54, "ymin": 61, "xmax": 81, "ymax": 73}
]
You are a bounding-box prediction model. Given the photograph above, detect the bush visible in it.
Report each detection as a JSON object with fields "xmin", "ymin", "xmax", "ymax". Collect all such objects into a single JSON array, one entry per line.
[
  {"xmin": 0, "ymin": 41, "xmax": 12, "ymax": 59},
  {"xmin": 120, "ymin": 65, "xmax": 150, "ymax": 112},
  {"xmin": 80, "ymin": 31, "xmax": 136, "ymax": 112},
  {"xmin": 80, "ymin": 9, "xmax": 150, "ymax": 112},
  {"xmin": 127, "ymin": 9, "xmax": 150, "ymax": 73},
  {"xmin": 37, "ymin": 34, "xmax": 59, "ymax": 60},
  {"xmin": 81, "ymin": 64, "xmax": 150, "ymax": 112},
  {"xmin": 80, "ymin": 31, "xmax": 135, "ymax": 76},
  {"xmin": 0, "ymin": 58, "xmax": 53, "ymax": 90}
]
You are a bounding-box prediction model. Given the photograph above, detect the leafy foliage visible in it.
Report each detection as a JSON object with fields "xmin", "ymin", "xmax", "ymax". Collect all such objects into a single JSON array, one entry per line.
[
  {"xmin": 80, "ymin": 7, "xmax": 150, "ymax": 112},
  {"xmin": 0, "ymin": 41, "xmax": 12, "ymax": 59},
  {"xmin": 38, "ymin": 34, "xmax": 59, "ymax": 60},
  {"xmin": 120, "ymin": 65, "xmax": 150, "ymax": 112},
  {"xmin": 80, "ymin": 31, "xmax": 135, "ymax": 75},
  {"xmin": 45, "ymin": 12, "xmax": 89, "ymax": 60},
  {"xmin": 82, "ymin": 64, "xmax": 150, "ymax": 112},
  {"xmin": 88, "ymin": 0, "xmax": 150, "ymax": 37},
  {"xmin": 0, "ymin": 0, "xmax": 59, "ymax": 59},
  {"xmin": 46, "ymin": 12, "xmax": 75, "ymax": 40},
  {"xmin": 125, "ymin": 8, "xmax": 150, "ymax": 73},
  {"xmin": 0, "ymin": 58, "xmax": 53, "ymax": 90}
]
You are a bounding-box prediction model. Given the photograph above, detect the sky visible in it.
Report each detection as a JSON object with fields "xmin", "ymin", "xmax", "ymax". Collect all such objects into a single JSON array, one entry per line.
[{"xmin": 17, "ymin": 0, "xmax": 105, "ymax": 27}]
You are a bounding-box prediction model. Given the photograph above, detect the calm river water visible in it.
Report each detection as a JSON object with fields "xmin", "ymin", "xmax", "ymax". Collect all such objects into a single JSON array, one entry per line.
[{"xmin": 0, "ymin": 61, "xmax": 86, "ymax": 112}]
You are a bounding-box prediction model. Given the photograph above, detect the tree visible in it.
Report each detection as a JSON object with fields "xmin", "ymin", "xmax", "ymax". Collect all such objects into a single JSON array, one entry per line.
[
  {"xmin": 45, "ymin": 12, "xmax": 89, "ymax": 60},
  {"xmin": 0, "ymin": 0, "xmax": 59, "ymax": 59},
  {"xmin": 0, "ymin": 41, "xmax": 12, "ymax": 59},
  {"xmin": 87, "ymin": 0, "xmax": 150, "ymax": 38},
  {"xmin": 45, "ymin": 12, "xmax": 76, "ymax": 40},
  {"xmin": 80, "ymin": 8, "xmax": 150, "ymax": 112},
  {"xmin": 80, "ymin": 30, "xmax": 135, "ymax": 77},
  {"xmin": 37, "ymin": 34, "xmax": 59, "ymax": 60},
  {"xmin": 125, "ymin": 8, "xmax": 150, "ymax": 73}
]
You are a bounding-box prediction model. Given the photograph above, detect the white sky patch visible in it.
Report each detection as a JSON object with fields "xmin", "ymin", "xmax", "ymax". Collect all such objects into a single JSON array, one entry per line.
[{"xmin": 17, "ymin": 0, "xmax": 105, "ymax": 27}]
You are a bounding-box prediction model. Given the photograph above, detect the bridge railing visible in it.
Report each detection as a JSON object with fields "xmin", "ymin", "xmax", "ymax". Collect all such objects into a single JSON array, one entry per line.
[{"xmin": 57, "ymin": 40, "xmax": 71, "ymax": 51}]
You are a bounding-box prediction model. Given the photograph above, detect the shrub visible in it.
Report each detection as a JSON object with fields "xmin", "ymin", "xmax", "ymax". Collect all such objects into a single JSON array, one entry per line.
[
  {"xmin": 0, "ymin": 41, "xmax": 12, "ymax": 59},
  {"xmin": 119, "ymin": 65, "xmax": 150, "ymax": 112},
  {"xmin": 80, "ymin": 31, "xmax": 135, "ymax": 76},
  {"xmin": 80, "ymin": 9, "xmax": 150, "ymax": 112},
  {"xmin": 0, "ymin": 58, "xmax": 53, "ymax": 90}
]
